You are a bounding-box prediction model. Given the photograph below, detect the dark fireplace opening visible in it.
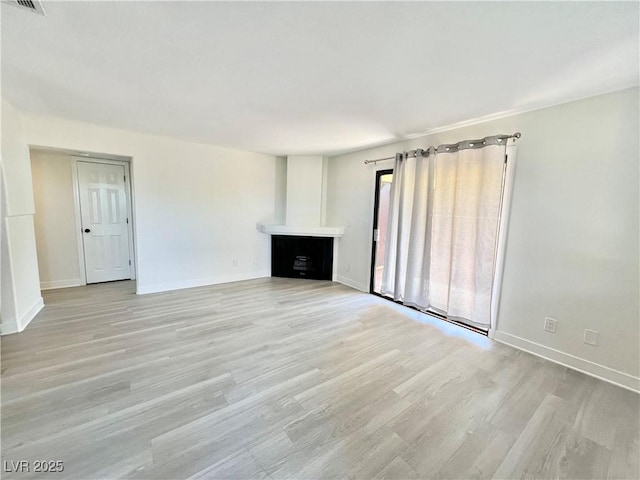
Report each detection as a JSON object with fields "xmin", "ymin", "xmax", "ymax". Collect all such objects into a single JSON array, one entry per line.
[{"xmin": 271, "ymin": 235, "xmax": 333, "ymax": 280}]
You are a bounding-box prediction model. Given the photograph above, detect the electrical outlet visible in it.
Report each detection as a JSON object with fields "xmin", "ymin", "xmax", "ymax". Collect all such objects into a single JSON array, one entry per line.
[
  {"xmin": 584, "ymin": 329, "xmax": 599, "ymax": 346},
  {"xmin": 232, "ymin": 259, "xmax": 238, "ymax": 267},
  {"xmin": 345, "ymin": 264, "xmax": 351, "ymax": 272},
  {"xmin": 544, "ymin": 317, "xmax": 557, "ymax": 333}
]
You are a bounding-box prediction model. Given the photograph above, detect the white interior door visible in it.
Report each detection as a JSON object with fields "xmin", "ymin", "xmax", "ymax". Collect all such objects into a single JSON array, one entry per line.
[{"xmin": 77, "ymin": 161, "xmax": 131, "ymax": 284}]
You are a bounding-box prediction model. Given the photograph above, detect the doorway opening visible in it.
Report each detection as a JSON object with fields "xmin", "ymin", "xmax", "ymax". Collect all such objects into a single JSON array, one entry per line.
[{"xmin": 30, "ymin": 147, "xmax": 136, "ymax": 290}]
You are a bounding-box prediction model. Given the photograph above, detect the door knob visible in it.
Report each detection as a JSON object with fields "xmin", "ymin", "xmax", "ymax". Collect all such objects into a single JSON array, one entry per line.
[{"xmin": 84, "ymin": 228, "xmax": 91, "ymax": 233}]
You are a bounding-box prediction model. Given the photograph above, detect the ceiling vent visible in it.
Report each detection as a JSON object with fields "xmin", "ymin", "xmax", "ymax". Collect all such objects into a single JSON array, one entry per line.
[{"xmin": 3, "ymin": 0, "xmax": 46, "ymax": 15}]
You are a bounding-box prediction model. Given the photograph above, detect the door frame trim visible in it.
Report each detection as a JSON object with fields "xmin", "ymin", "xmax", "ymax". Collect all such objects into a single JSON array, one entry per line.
[{"xmin": 70, "ymin": 157, "xmax": 136, "ymax": 284}]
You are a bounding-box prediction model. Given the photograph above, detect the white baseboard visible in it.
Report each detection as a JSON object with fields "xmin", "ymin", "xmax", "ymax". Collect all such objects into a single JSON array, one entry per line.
[
  {"xmin": 336, "ymin": 275, "xmax": 369, "ymax": 292},
  {"xmin": 136, "ymin": 270, "xmax": 271, "ymax": 295},
  {"xmin": 40, "ymin": 279, "xmax": 83, "ymax": 290},
  {"xmin": 1, "ymin": 323, "xmax": 19, "ymax": 335},
  {"xmin": 2, "ymin": 297, "xmax": 45, "ymax": 335},
  {"xmin": 493, "ymin": 330, "xmax": 639, "ymax": 393}
]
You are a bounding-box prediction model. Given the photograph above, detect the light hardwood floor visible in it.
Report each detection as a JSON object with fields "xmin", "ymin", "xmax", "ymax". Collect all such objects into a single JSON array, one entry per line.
[{"xmin": 1, "ymin": 279, "xmax": 638, "ymax": 479}]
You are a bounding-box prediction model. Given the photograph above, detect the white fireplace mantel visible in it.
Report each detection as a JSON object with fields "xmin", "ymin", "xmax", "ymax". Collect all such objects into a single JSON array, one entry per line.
[{"xmin": 257, "ymin": 224, "xmax": 344, "ymax": 238}]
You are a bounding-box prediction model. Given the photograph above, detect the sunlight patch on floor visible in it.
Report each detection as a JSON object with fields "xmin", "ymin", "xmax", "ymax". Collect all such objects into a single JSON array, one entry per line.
[{"xmin": 368, "ymin": 294, "xmax": 492, "ymax": 350}]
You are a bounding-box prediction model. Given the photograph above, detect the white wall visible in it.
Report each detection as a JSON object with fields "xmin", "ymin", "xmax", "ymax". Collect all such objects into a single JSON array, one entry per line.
[
  {"xmin": 286, "ymin": 155, "xmax": 324, "ymax": 226},
  {"xmin": 1, "ymin": 169, "xmax": 15, "ymax": 327},
  {"xmin": 327, "ymin": 88, "xmax": 640, "ymax": 390},
  {"xmin": 2, "ymin": 101, "xmax": 35, "ymax": 216},
  {"xmin": 274, "ymin": 156, "xmax": 287, "ymax": 225},
  {"xmin": 30, "ymin": 150, "xmax": 83, "ymax": 289},
  {"xmin": 0, "ymin": 164, "xmax": 4, "ymax": 314},
  {"xmin": 17, "ymin": 112, "xmax": 280, "ymax": 295},
  {"xmin": 1, "ymin": 99, "xmax": 43, "ymax": 333},
  {"xmin": 4, "ymin": 216, "xmax": 42, "ymax": 331}
]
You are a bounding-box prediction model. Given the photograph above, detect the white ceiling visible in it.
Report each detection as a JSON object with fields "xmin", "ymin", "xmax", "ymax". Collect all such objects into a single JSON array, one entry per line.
[{"xmin": 2, "ymin": 1, "xmax": 638, "ymax": 156}]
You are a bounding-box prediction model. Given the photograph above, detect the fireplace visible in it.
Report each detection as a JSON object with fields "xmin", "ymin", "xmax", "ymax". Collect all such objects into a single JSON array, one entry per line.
[
  {"xmin": 258, "ymin": 155, "xmax": 344, "ymax": 279},
  {"xmin": 271, "ymin": 235, "xmax": 333, "ymax": 280}
]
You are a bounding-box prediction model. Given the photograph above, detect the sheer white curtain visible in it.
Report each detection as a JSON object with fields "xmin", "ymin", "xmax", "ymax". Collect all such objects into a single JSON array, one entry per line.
[{"xmin": 381, "ymin": 139, "xmax": 506, "ymax": 329}]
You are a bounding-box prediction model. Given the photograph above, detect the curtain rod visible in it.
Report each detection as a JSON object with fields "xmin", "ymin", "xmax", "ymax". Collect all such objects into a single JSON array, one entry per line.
[{"xmin": 363, "ymin": 132, "xmax": 521, "ymax": 165}]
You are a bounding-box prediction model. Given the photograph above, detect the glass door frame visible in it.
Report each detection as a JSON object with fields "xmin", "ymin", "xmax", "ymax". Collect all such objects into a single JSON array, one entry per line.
[{"xmin": 369, "ymin": 169, "xmax": 393, "ymax": 294}]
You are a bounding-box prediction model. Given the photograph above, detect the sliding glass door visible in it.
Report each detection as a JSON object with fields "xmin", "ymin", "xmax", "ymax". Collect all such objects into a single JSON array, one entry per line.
[{"xmin": 371, "ymin": 137, "xmax": 512, "ymax": 333}]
